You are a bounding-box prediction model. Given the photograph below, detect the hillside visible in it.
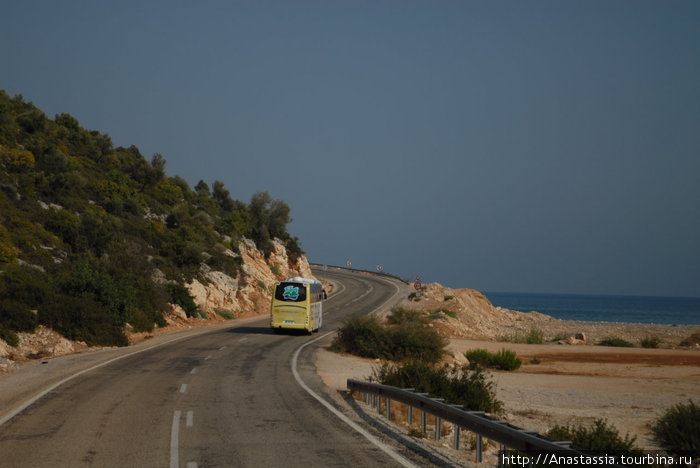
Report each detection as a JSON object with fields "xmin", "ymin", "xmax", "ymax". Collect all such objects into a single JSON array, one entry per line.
[{"xmin": 0, "ymin": 90, "xmax": 309, "ymax": 353}]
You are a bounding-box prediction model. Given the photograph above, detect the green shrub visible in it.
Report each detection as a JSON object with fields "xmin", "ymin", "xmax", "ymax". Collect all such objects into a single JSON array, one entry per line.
[
  {"xmin": 598, "ymin": 336, "xmax": 634, "ymax": 347},
  {"xmin": 465, "ymin": 349, "xmax": 493, "ymax": 368},
  {"xmin": 652, "ymin": 400, "xmax": 700, "ymax": 458},
  {"xmin": 443, "ymin": 295, "xmax": 454, "ymax": 301},
  {"xmin": 501, "ymin": 326, "xmax": 544, "ymax": 344},
  {"xmin": 525, "ymin": 326, "xmax": 544, "ymax": 344},
  {"xmin": 330, "ymin": 313, "xmax": 388, "ymax": 358},
  {"xmin": 165, "ymin": 283, "xmax": 199, "ymax": 318},
  {"xmin": 546, "ymin": 419, "xmax": 641, "ymax": 455},
  {"xmin": 640, "ymin": 335, "xmax": 661, "ymax": 349},
  {"xmin": 215, "ymin": 310, "xmax": 235, "ymax": 320},
  {"xmin": 465, "ymin": 348, "xmax": 522, "ymax": 371},
  {"xmin": 386, "ymin": 322, "xmax": 446, "ymax": 363},
  {"xmin": 371, "ymin": 360, "xmax": 502, "ymax": 413},
  {"xmin": 492, "ymin": 349, "xmax": 522, "ymax": 370},
  {"xmin": 0, "ymin": 264, "xmax": 52, "ymax": 308},
  {"xmin": 0, "ymin": 299, "xmax": 38, "ymax": 332},
  {"xmin": 0, "ymin": 324, "xmax": 19, "ymax": 347},
  {"xmin": 330, "ymin": 312, "xmax": 446, "ymax": 363},
  {"xmin": 39, "ymin": 294, "xmax": 128, "ymax": 347}
]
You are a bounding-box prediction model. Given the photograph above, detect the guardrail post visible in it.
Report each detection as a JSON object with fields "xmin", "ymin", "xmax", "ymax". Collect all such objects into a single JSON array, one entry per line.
[
  {"xmin": 346, "ymin": 379, "xmax": 619, "ymax": 468},
  {"xmin": 408, "ymin": 405, "xmax": 413, "ymax": 425},
  {"xmin": 498, "ymin": 444, "xmax": 506, "ymax": 468},
  {"xmin": 476, "ymin": 434, "xmax": 483, "ymax": 463},
  {"xmin": 386, "ymin": 398, "xmax": 391, "ymax": 420}
]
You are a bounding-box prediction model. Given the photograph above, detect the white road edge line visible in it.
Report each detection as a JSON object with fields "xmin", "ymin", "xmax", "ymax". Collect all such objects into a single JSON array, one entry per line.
[
  {"xmin": 170, "ymin": 410, "xmax": 181, "ymax": 468},
  {"xmin": 291, "ymin": 276, "xmax": 416, "ymax": 468},
  {"xmin": 0, "ymin": 327, "xmax": 221, "ymax": 427}
]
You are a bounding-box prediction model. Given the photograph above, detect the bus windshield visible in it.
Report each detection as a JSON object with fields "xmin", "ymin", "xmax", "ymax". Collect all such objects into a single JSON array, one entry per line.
[{"xmin": 274, "ymin": 282, "xmax": 307, "ymax": 302}]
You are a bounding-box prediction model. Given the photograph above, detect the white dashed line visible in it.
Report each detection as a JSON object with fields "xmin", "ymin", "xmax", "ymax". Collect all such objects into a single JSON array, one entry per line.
[
  {"xmin": 179, "ymin": 384, "xmax": 187, "ymax": 394},
  {"xmin": 186, "ymin": 410, "xmax": 194, "ymax": 427},
  {"xmin": 190, "ymin": 367, "xmax": 197, "ymax": 375},
  {"xmin": 170, "ymin": 411, "xmax": 181, "ymax": 468},
  {"xmin": 204, "ymin": 355, "xmax": 211, "ymax": 361}
]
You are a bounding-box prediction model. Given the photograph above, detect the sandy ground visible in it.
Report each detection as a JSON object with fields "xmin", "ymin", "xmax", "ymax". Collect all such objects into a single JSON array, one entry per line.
[{"xmin": 315, "ymin": 339, "xmax": 700, "ymax": 452}]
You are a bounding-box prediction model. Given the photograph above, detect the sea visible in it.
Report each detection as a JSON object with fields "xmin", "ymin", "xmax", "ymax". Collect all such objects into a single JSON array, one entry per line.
[{"xmin": 483, "ymin": 292, "xmax": 700, "ymax": 325}]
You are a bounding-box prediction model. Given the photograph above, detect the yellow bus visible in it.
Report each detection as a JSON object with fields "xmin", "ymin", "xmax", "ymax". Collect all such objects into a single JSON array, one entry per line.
[{"xmin": 270, "ymin": 277, "xmax": 325, "ymax": 334}]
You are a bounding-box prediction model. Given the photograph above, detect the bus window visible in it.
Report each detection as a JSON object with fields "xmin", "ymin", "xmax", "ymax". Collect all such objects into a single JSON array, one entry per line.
[{"xmin": 274, "ymin": 282, "xmax": 307, "ymax": 302}]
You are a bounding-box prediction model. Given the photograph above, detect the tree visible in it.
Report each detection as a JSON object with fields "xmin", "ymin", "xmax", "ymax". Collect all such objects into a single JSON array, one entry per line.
[
  {"xmin": 150, "ymin": 153, "xmax": 166, "ymax": 179},
  {"xmin": 195, "ymin": 180, "xmax": 211, "ymax": 198},
  {"xmin": 268, "ymin": 198, "xmax": 291, "ymax": 239},
  {"xmin": 212, "ymin": 180, "xmax": 234, "ymax": 212}
]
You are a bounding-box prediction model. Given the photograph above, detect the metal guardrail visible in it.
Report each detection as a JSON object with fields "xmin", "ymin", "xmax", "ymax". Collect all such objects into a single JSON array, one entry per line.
[
  {"xmin": 310, "ymin": 263, "xmax": 409, "ymax": 284},
  {"xmin": 347, "ymin": 379, "xmax": 626, "ymax": 467}
]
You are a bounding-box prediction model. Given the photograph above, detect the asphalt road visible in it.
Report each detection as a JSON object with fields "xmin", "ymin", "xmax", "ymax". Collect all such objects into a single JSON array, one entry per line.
[{"xmin": 0, "ymin": 267, "xmax": 413, "ymax": 468}]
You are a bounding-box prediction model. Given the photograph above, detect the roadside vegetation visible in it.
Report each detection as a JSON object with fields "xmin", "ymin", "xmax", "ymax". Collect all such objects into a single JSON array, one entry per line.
[
  {"xmin": 597, "ymin": 336, "xmax": 635, "ymax": 348},
  {"xmin": 465, "ymin": 348, "xmax": 522, "ymax": 371},
  {"xmin": 0, "ymin": 90, "xmax": 302, "ymax": 346},
  {"xmin": 330, "ymin": 307, "xmax": 446, "ymax": 363},
  {"xmin": 371, "ymin": 360, "xmax": 502, "ymax": 413},
  {"xmin": 546, "ymin": 419, "xmax": 642, "ymax": 456},
  {"xmin": 680, "ymin": 331, "xmax": 700, "ymax": 348},
  {"xmin": 499, "ymin": 326, "xmax": 544, "ymax": 344},
  {"xmin": 639, "ymin": 335, "xmax": 661, "ymax": 348},
  {"xmin": 332, "ymin": 307, "xmax": 502, "ymax": 413},
  {"xmin": 652, "ymin": 400, "xmax": 700, "ymax": 459}
]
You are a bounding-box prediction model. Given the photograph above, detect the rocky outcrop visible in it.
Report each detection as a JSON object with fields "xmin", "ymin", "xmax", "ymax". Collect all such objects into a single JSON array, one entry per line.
[
  {"xmin": 184, "ymin": 237, "xmax": 314, "ymax": 319},
  {"xmin": 399, "ymin": 282, "xmax": 555, "ymax": 340}
]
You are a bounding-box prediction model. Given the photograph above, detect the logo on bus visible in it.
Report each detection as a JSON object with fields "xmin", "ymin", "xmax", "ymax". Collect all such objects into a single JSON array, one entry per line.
[{"xmin": 283, "ymin": 285, "xmax": 300, "ymax": 301}]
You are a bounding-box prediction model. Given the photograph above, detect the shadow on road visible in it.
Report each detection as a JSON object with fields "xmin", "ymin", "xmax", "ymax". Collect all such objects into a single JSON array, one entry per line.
[
  {"xmin": 227, "ymin": 326, "xmax": 311, "ymax": 336},
  {"xmin": 227, "ymin": 326, "xmax": 275, "ymax": 335}
]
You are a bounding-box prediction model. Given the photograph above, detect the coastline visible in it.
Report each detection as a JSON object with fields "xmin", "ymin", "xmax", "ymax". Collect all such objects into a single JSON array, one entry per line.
[{"xmin": 491, "ymin": 316, "xmax": 698, "ymax": 348}]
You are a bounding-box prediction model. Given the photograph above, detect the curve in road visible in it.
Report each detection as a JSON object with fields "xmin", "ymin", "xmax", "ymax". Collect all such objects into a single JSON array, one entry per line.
[{"xmin": 0, "ymin": 267, "xmax": 414, "ymax": 467}]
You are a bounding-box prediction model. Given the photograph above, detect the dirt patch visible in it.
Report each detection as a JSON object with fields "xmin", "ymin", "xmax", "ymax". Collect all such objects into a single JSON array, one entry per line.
[{"xmin": 448, "ymin": 339, "xmax": 700, "ymax": 449}]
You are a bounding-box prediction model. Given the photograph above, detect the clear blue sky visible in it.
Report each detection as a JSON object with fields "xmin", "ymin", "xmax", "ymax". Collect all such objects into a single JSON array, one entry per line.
[{"xmin": 2, "ymin": 1, "xmax": 699, "ymax": 297}]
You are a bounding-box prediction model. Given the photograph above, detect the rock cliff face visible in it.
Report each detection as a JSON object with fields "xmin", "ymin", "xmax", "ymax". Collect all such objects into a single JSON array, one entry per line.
[{"xmin": 185, "ymin": 238, "xmax": 313, "ymax": 320}]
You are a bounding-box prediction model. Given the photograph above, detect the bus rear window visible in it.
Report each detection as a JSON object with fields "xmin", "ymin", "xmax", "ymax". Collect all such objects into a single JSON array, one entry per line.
[{"xmin": 275, "ymin": 282, "xmax": 307, "ymax": 302}]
